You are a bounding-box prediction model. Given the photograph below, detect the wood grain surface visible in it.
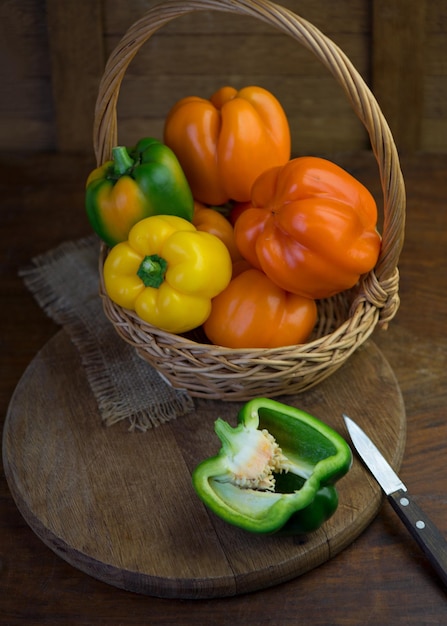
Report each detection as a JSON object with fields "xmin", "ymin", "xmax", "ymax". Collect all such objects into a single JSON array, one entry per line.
[
  {"xmin": 2, "ymin": 151, "xmax": 447, "ymax": 623},
  {"xmin": 3, "ymin": 330, "xmax": 405, "ymax": 599}
]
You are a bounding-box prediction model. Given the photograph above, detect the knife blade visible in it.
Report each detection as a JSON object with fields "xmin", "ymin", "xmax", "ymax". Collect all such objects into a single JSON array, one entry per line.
[{"xmin": 343, "ymin": 414, "xmax": 447, "ymax": 587}]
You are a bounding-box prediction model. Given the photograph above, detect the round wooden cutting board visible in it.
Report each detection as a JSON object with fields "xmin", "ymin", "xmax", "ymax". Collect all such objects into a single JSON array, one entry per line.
[{"xmin": 3, "ymin": 330, "xmax": 406, "ymax": 599}]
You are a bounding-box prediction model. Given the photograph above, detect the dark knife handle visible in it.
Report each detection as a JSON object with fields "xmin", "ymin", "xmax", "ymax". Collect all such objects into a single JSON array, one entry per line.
[{"xmin": 388, "ymin": 489, "xmax": 447, "ymax": 586}]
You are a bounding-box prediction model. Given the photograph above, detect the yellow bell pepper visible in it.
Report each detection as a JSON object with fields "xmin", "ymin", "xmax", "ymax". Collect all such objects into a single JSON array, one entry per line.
[{"xmin": 103, "ymin": 215, "xmax": 232, "ymax": 333}]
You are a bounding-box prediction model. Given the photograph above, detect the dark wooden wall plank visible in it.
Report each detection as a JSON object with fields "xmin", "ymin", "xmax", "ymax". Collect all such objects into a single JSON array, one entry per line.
[
  {"xmin": 0, "ymin": 0, "xmax": 55, "ymax": 150},
  {"xmin": 371, "ymin": 0, "xmax": 427, "ymax": 153},
  {"xmin": 46, "ymin": 0, "xmax": 105, "ymax": 152}
]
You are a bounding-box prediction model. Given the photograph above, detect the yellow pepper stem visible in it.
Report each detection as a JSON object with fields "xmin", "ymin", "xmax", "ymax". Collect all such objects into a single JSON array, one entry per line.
[{"xmin": 137, "ymin": 254, "xmax": 168, "ymax": 288}]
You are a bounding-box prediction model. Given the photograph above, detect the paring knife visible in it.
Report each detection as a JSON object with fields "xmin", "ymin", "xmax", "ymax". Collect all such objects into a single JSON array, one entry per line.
[{"xmin": 343, "ymin": 414, "xmax": 447, "ymax": 586}]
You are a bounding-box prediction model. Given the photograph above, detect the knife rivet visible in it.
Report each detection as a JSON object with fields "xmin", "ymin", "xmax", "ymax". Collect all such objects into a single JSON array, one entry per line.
[
  {"xmin": 400, "ymin": 497, "xmax": 410, "ymax": 506},
  {"xmin": 416, "ymin": 521, "xmax": 426, "ymax": 530}
]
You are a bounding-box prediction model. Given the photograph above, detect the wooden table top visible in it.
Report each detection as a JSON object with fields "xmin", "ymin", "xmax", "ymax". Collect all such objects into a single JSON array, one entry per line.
[{"xmin": 1, "ymin": 151, "xmax": 447, "ymax": 623}]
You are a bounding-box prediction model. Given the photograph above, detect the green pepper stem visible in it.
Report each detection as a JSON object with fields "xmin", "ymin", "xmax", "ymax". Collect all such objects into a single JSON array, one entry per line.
[
  {"xmin": 214, "ymin": 418, "xmax": 236, "ymax": 449},
  {"xmin": 137, "ymin": 255, "xmax": 168, "ymax": 288},
  {"xmin": 112, "ymin": 146, "xmax": 134, "ymax": 176}
]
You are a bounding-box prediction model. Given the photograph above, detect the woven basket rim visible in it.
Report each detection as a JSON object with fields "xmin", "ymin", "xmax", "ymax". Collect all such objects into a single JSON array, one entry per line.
[
  {"xmin": 98, "ymin": 238, "xmax": 384, "ymax": 356},
  {"xmin": 91, "ymin": 0, "xmax": 406, "ymax": 398}
]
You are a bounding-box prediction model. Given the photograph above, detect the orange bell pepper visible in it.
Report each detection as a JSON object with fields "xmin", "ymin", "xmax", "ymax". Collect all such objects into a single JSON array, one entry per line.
[
  {"xmin": 203, "ymin": 268, "xmax": 317, "ymax": 349},
  {"xmin": 192, "ymin": 202, "xmax": 242, "ymax": 263},
  {"xmin": 163, "ymin": 86, "xmax": 291, "ymax": 205},
  {"xmin": 234, "ymin": 157, "xmax": 381, "ymax": 300}
]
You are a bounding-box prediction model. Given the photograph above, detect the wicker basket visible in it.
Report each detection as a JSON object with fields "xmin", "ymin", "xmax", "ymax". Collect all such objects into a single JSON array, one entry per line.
[{"xmin": 94, "ymin": 0, "xmax": 406, "ymax": 401}]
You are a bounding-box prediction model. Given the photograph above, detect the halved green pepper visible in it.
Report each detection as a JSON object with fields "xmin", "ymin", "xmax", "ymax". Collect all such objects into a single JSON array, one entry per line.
[
  {"xmin": 86, "ymin": 137, "xmax": 194, "ymax": 247},
  {"xmin": 192, "ymin": 398, "xmax": 352, "ymax": 535}
]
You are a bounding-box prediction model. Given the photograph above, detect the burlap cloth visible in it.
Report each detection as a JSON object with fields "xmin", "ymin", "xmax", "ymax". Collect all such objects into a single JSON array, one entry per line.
[{"xmin": 20, "ymin": 236, "xmax": 194, "ymax": 431}]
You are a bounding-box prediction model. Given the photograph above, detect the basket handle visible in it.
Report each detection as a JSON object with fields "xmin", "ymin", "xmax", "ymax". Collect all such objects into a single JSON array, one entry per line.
[{"xmin": 93, "ymin": 0, "xmax": 405, "ymax": 288}]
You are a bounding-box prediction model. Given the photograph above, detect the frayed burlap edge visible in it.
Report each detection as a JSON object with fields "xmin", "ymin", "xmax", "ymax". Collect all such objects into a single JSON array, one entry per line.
[{"xmin": 20, "ymin": 236, "xmax": 194, "ymax": 431}]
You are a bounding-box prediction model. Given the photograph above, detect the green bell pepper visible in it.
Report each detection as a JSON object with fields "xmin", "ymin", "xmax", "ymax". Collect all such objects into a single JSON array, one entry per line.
[
  {"xmin": 85, "ymin": 137, "xmax": 194, "ymax": 247},
  {"xmin": 192, "ymin": 398, "xmax": 352, "ymax": 535}
]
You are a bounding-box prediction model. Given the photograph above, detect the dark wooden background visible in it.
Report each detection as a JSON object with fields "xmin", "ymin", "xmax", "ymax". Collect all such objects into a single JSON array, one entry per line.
[{"xmin": 0, "ymin": 0, "xmax": 444, "ymax": 157}]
